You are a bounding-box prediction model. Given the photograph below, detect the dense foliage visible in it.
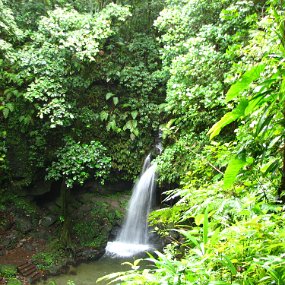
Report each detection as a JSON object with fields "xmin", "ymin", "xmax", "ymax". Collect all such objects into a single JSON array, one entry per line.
[
  {"xmin": 99, "ymin": 0, "xmax": 285, "ymax": 284},
  {"xmin": 0, "ymin": 0, "xmax": 164, "ymax": 188},
  {"xmin": 1, "ymin": 0, "xmax": 285, "ymax": 284}
]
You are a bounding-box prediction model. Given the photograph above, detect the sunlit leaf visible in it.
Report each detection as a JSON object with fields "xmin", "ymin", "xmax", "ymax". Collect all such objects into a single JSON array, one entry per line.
[
  {"xmin": 226, "ymin": 64, "xmax": 265, "ymax": 102},
  {"xmin": 131, "ymin": 111, "xmax": 138, "ymax": 119},
  {"xmin": 106, "ymin": 92, "xmax": 114, "ymax": 100},
  {"xmin": 208, "ymin": 99, "xmax": 248, "ymax": 139},
  {"xmin": 3, "ymin": 108, "xmax": 9, "ymax": 118},
  {"xmin": 113, "ymin": 97, "xmax": 119, "ymax": 105},
  {"xmin": 224, "ymin": 156, "xmax": 247, "ymax": 189}
]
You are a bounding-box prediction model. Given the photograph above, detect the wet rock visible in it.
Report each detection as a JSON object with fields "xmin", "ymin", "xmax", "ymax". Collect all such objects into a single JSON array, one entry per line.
[
  {"xmin": 75, "ymin": 247, "xmax": 105, "ymax": 262},
  {"xmin": 48, "ymin": 264, "xmax": 66, "ymax": 276},
  {"xmin": 47, "ymin": 258, "xmax": 74, "ymax": 276},
  {"xmin": 15, "ymin": 217, "xmax": 33, "ymax": 234},
  {"xmin": 39, "ymin": 216, "xmax": 57, "ymax": 228},
  {"xmin": 108, "ymin": 225, "xmax": 121, "ymax": 241},
  {"xmin": 149, "ymin": 230, "xmax": 161, "ymax": 243}
]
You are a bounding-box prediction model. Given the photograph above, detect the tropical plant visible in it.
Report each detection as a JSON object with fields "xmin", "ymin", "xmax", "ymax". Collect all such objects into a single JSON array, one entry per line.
[{"xmin": 99, "ymin": 1, "xmax": 285, "ymax": 284}]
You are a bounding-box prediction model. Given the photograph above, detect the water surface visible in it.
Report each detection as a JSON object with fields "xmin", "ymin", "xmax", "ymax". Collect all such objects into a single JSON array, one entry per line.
[{"xmin": 38, "ymin": 256, "xmax": 134, "ymax": 285}]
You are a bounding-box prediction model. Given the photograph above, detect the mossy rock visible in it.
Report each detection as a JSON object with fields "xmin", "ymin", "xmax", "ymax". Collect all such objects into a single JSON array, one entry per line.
[{"xmin": 0, "ymin": 264, "xmax": 17, "ymax": 278}]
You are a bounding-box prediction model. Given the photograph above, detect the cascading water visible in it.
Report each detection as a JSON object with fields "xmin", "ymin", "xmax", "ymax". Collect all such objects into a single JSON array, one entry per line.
[{"xmin": 106, "ymin": 154, "xmax": 157, "ymax": 257}]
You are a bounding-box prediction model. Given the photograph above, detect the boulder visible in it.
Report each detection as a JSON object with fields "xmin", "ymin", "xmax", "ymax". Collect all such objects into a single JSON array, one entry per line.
[
  {"xmin": 15, "ymin": 217, "xmax": 33, "ymax": 234},
  {"xmin": 39, "ymin": 216, "xmax": 57, "ymax": 228},
  {"xmin": 108, "ymin": 225, "xmax": 121, "ymax": 241},
  {"xmin": 75, "ymin": 247, "xmax": 105, "ymax": 262}
]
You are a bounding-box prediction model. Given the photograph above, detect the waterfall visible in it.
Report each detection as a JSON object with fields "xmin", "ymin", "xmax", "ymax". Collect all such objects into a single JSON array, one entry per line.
[{"xmin": 106, "ymin": 154, "xmax": 157, "ymax": 257}]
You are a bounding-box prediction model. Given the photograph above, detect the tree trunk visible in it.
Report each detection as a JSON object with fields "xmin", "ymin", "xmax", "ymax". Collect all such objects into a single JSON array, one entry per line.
[{"xmin": 60, "ymin": 180, "xmax": 71, "ymax": 247}]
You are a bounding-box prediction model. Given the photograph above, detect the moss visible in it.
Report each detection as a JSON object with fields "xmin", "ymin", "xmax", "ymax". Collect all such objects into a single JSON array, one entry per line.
[
  {"xmin": 73, "ymin": 219, "xmax": 108, "ymax": 248},
  {"xmin": 0, "ymin": 190, "xmax": 37, "ymax": 215},
  {"xmin": 32, "ymin": 241, "xmax": 66, "ymax": 271},
  {"xmin": 73, "ymin": 200, "xmax": 124, "ymax": 248},
  {"xmin": 0, "ymin": 265, "xmax": 17, "ymax": 278}
]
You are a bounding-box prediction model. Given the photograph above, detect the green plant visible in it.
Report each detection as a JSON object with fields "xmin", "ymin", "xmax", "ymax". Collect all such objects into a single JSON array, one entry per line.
[
  {"xmin": 32, "ymin": 244, "xmax": 67, "ymax": 271},
  {"xmin": 32, "ymin": 252, "xmax": 56, "ymax": 270},
  {"xmin": 6, "ymin": 278, "xmax": 21, "ymax": 285},
  {"xmin": 46, "ymin": 138, "xmax": 111, "ymax": 188},
  {"xmin": 0, "ymin": 265, "xmax": 17, "ymax": 278},
  {"xmin": 73, "ymin": 201, "xmax": 121, "ymax": 248}
]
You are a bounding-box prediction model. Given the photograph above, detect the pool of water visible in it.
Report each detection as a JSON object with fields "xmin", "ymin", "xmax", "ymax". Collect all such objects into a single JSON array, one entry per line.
[{"xmin": 37, "ymin": 256, "xmax": 137, "ymax": 285}]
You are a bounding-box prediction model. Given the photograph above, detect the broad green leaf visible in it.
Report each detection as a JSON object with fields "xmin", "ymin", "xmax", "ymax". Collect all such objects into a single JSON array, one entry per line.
[
  {"xmin": 226, "ymin": 64, "xmax": 265, "ymax": 102},
  {"xmin": 100, "ymin": 111, "xmax": 108, "ymax": 121},
  {"xmin": 246, "ymin": 156, "xmax": 254, "ymax": 165},
  {"xmin": 131, "ymin": 111, "xmax": 138, "ymax": 119},
  {"xmin": 166, "ymin": 118, "xmax": 176, "ymax": 128},
  {"xmin": 132, "ymin": 120, "xmax": 137, "ymax": 128},
  {"xmin": 208, "ymin": 99, "xmax": 248, "ymax": 139},
  {"xmin": 106, "ymin": 120, "xmax": 116, "ymax": 131},
  {"xmin": 3, "ymin": 108, "xmax": 9, "ymax": 118},
  {"xmin": 260, "ymin": 159, "xmax": 280, "ymax": 175},
  {"xmin": 133, "ymin": 128, "xmax": 139, "ymax": 136},
  {"xmin": 113, "ymin": 97, "xmax": 119, "ymax": 105},
  {"xmin": 268, "ymin": 136, "xmax": 281, "ymax": 149},
  {"xmin": 105, "ymin": 92, "xmax": 114, "ymax": 100},
  {"xmin": 223, "ymin": 156, "xmax": 247, "ymax": 189},
  {"xmin": 194, "ymin": 214, "xmax": 204, "ymax": 226},
  {"xmin": 255, "ymin": 111, "xmax": 273, "ymax": 137},
  {"xmin": 5, "ymin": 103, "xmax": 14, "ymax": 112},
  {"xmin": 123, "ymin": 120, "xmax": 132, "ymax": 130},
  {"xmin": 245, "ymin": 95, "xmax": 263, "ymax": 116}
]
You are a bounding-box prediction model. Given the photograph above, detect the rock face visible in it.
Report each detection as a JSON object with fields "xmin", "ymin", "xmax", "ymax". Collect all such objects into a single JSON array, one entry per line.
[
  {"xmin": 75, "ymin": 248, "xmax": 105, "ymax": 263},
  {"xmin": 108, "ymin": 225, "xmax": 121, "ymax": 241},
  {"xmin": 0, "ymin": 212, "xmax": 14, "ymax": 233},
  {"xmin": 1, "ymin": 230, "xmax": 20, "ymax": 250}
]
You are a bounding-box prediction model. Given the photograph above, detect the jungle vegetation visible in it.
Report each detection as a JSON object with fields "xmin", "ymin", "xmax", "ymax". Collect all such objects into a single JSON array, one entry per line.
[{"xmin": 1, "ymin": 0, "xmax": 285, "ymax": 284}]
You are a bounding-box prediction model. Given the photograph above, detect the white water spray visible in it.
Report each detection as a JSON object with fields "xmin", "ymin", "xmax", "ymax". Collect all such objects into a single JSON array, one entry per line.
[{"xmin": 106, "ymin": 155, "xmax": 157, "ymax": 257}]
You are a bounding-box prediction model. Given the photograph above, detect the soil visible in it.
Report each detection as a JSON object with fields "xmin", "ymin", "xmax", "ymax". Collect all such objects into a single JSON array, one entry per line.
[{"xmin": 0, "ymin": 237, "xmax": 46, "ymax": 266}]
